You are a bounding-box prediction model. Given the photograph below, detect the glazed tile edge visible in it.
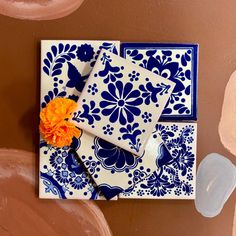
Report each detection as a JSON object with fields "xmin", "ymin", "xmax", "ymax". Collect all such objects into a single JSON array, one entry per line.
[
  {"xmin": 39, "ymin": 40, "xmax": 121, "ymax": 200},
  {"xmin": 120, "ymin": 43, "xmax": 198, "ymax": 121},
  {"xmin": 72, "ymin": 49, "xmax": 175, "ymax": 156},
  {"xmin": 119, "ymin": 122, "xmax": 197, "ymax": 199}
]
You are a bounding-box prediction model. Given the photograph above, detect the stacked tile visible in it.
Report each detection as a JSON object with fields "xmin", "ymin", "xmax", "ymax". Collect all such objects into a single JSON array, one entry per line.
[
  {"xmin": 39, "ymin": 41, "xmax": 198, "ymax": 200},
  {"xmin": 40, "ymin": 40, "xmax": 120, "ymax": 200},
  {"xmin": 119, "ymin": 43, "xmax": 198, "ymax": 199}
]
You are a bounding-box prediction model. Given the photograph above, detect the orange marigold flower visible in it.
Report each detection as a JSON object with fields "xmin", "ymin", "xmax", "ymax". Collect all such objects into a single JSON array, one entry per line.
[{"xmin": 39, "ymin": 98, "xmax": 81, "ymax": 147}]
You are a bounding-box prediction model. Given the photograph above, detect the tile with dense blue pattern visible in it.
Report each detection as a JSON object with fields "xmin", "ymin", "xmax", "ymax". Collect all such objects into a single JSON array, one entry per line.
[
  {"xmin": 40, "ymin": 40, "xmax": 120, "ymax": 200},
  {"xmin": 121, "ymin": 43, "xmax": 198, "ymax": 121},
  {"xmin": 72, "ymin": 49, "xmax": 175, "ymax": 156},
  {"xmin": 119, "ymin": 122, "xmax": 197, "ymax": 199},
  {"xmin": 75, "ymin": 127, "xmax": 167, "ymax": 200}
]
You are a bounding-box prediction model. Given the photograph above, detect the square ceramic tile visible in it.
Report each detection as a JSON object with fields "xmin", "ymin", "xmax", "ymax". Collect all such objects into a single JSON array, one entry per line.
[
  {"xmin": 39, "ymin": 141, "xmax": 106, "ymax": 199},
  {"xmin": 40, "ymin": 40, "xmax": 120, "ymax": 200},
  {"xmin": 75, "ymin": 128, "xmax": 163, "ymax": 200},
  {"xmin": 119, "ymin": 122, "xmax": 197, "ymax": 199},
  {"xmin": 121, "ymin": 43, "xmax": 198, "ymax": 121},
  {"xmin": 72, "ymin": 49, "xmax": 175, "ymax": 156}
]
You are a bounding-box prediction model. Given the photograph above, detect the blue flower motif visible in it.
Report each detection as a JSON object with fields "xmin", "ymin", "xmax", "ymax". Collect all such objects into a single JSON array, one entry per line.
[
  {"xmin": 87, "ymin": 83, "xmax": 98, "ymax": 95},
  {"xmin": 141, "ymin": 112, "xmax": 152, "ymax": 123},
  {"xmin": 174, "ymin": 188, "xmax": 182, "ymax": 196},
  {"xmin": 83, "ymin": 157, "xmax": 99, "ymax": 175},
  {"xmin": 187, "ymin": 137, "xmax": 194, "ymax": 144},
  {"xmin": 171, "ymin": 124, "xmax": 178, "ymax": 132},
  {"xmin": 187, "ymin": 173, "xmax": 193, "ymax": 181},
  {"xmin": 100, "ymin": 81, "xmax": 143, "ymax": 125},
  {"xmin": 128, "ymin": 71, "xmax": 140, "ymax": 81},
  {"xmin": 94, "ymin": 137, "xmax": 140, "ymax": 172},
  {"xmin": 49, "ymin": 152, "xmax": 63, "ymax": 168},
  {"xmin": 55, "ymin": 168, "xmax": 69, "ymax": 184},
  {"xmin": 70, "ymin": 176, "xmax": 87, "ymax": 190},
  {"xmin": 102, "ymin": 124, "xmax": 114, "ymax": 135},
  {"xmin": 137, "ymin": 189, "xmax": 145, "ymax": 196},
  {"xmin": 76, "ymin": 44, "xmax": 94, "ymax": 62}
]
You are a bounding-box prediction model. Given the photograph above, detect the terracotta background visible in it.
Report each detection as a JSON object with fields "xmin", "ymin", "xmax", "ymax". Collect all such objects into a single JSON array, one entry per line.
[{"xmin": 0, "ymin": 0, "xmax": 235, "ymax": 235}]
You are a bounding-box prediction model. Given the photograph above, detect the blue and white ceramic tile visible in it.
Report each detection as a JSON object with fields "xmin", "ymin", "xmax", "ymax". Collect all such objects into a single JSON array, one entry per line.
[
  {"xmin": 40, "ymin": 40, "xmax": 120, "ymax": 200},
  {"xmin": 72, "ymin": 49, "xmax": 175, "ymax": 156},
  {"xmin": 39, "ymin": 139, "xmax": 106, "ymax": 200},
  {"xmin": 119, "ymin": 122, "xmax": 197, "ymax": 199},
  {"xmin": 75, "ymin": 128, "xmax": 164, "ymax": 200},
  {"xmin": 121, "ymin": 43, "xmax": 198, "ymax": 121}
]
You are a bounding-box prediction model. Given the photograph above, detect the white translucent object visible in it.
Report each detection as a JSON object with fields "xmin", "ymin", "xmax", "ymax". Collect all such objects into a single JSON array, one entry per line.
[{"xmin": 195, "ymin": 153, "xmax": 236, "ymax": 217}]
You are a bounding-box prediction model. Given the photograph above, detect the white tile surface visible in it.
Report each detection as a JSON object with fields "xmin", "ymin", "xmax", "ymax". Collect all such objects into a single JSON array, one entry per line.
[{"xmin": 72, "ymin": 49, "xmax": 175, "ymax": 156}]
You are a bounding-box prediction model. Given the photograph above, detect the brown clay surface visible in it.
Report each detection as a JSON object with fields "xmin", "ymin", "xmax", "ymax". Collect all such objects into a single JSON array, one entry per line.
[{"xmin": 0, "ymin": 0, "xmax": 235, "ymax": 235}]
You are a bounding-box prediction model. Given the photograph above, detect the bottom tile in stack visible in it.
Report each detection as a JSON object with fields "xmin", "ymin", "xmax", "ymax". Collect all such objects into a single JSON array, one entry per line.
[
  {"xmin": 119, "ymin": 122, "xmax": 197, "ymax": 199},
  {"xmin": 39, "ymin": 139, "xmax": 112, "ymax": 200}
]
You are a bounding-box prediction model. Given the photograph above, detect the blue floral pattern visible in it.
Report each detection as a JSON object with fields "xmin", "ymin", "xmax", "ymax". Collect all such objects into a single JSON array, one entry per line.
[
  {"xmin": 121, "ymin": 43, "xmax": 198, "ymax": 120},
  {"xmin": 141, "ymin": 112, "xmax": 152, "ymax": 123},
  {"xmin": 102, "ymin": 124, "xmax": 114, "ymax": 135},
  {"xmin": 73, "ymin": 49, "xmax": 174, "ymax": 156},
  {"xmin": 40, "ymin": 140, "xmax": 101, "ymax": 199},
  {"xmin": 40, "ymin": 41, "xmax": 120, "ymax": 200},
  {"xmin": 87, "ymin": 83, "xmax": 98, "ymax": 95},
  {"xmin": 120, "ymin": 123, "xmax": 196, "ymax": 199},
  {"xmin": 100, "ymin": 81, "xmax": 143, "ymax": 125},
  {"xmin": 76, "ymin": 131, "xmax": 154, "ymax": 200},
  {"xmin": 128, "ymin": 70, "xmax": 140, "ymax": 81},
  {"xmin": 76, "ymin": 44, "xmax": 94, "ymax": 62}
]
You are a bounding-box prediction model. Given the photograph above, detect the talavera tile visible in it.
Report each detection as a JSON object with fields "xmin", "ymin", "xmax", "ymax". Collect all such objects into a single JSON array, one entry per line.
[
  {"xmin": 75, "ymin": 127, "xmax": 164, "ymax": 200},
  {"xmin": 121, "ymin": 43, "xmax": 198, "ymax": 121},
  {"xmin": 119, "ymin": 122, "xmax": 197, "ymax": 199},
  {"xmin": 72, "ymin": 49, "xmax": 175, "ymax": 156},
  {"xmin": 40, "ymin": 40, "xmax": 120, "ymax": 200}
]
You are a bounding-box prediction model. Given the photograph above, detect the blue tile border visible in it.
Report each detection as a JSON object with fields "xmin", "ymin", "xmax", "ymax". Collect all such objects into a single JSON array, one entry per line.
[{"xmin": 120, "ymin": 43, "xmax": 198, "ymax": 121}]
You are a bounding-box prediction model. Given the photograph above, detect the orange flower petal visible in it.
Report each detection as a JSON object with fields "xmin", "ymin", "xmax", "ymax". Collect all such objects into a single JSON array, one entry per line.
[{"xmin": 39, "ymin": 98, "xmax": 80, "ymax": 148}]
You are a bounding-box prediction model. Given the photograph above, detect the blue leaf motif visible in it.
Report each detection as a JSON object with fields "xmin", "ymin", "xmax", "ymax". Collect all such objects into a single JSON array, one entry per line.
[
  {"xmin": 43, "ymin": 43, "xmax": 77, "ymax": 77},
  {"xmin": 51, "ymin": 46, "xmax": 57, "ymax": 56},
  {"xmin": 47, "ymin": 52, "xmax": 53, "ymax": 62},
  {"xmin": 43, "ymin": 66, "xmax": 49, "ymax": 76}
]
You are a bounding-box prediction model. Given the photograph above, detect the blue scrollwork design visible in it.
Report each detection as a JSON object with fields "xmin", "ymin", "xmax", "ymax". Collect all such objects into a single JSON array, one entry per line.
[
  {"xmin": 72, "ymin": 100, "xmax": 101, "ymax": 126},
  {"xmin": 139, "ymin": 81, "xmax": 171, "ymax": 106},
  {"xmin": 119, "ymin": 123, "xmax": 142, "ymax": 152},
  {"xmin": 97, "ymin": 52, "xmax": 123, "ymax": 84}
]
